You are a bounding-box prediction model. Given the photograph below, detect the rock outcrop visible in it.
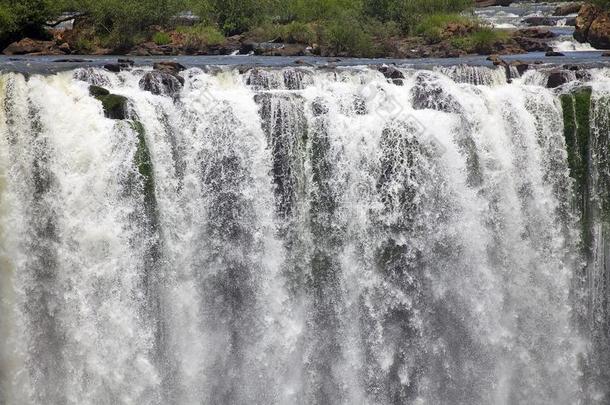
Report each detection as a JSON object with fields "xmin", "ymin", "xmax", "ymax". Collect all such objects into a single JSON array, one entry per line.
[
  {"xmin": 3, "ymin": 38, "xmax": 70, "ymax": 55},
  {"xmin": 554, "ymin": 3, "xmax": 584, "ymax": 16},
  {"xmin": 573, "ymin": 3, "xmax": 610, "ymax": 48}
]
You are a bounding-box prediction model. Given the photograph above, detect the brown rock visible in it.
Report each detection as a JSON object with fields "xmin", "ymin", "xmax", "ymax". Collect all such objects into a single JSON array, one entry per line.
[
  {"xmin": 554, "ymin": 3, "xmax": 583, "ymax": 16},
  {"xmin": 153, "ymin": 61, "xmax": 186, "ymax": 75},
  {"xmin": 514, "ymin": 28, "xmax": 557, "ymax": 39},
  {"xmin": 574, "ymin": 3, "xmax": 603, "ymax": 43},
  {"xmin": 3, "ymin": 38, "xmax": 58, "ymax": 55},
  {"xmin": 589, "ymin": 13, "xmax": 610, "ymax": 49}
]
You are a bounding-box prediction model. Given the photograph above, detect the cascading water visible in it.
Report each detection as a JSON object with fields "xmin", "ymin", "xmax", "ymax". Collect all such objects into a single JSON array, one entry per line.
[{"xmin": 0, "ymin": 62, "xmax": 608, "ymax": 404}]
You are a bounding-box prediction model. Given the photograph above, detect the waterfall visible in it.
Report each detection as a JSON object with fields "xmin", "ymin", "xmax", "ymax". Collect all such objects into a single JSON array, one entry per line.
[{"xmin": 0, "ymin": 63, "xmax": 608, "ymax": 404}]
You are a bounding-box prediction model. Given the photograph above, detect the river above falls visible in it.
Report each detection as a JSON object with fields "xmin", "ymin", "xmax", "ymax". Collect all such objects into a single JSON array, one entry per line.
[{"xmin": 1, "ymin": 51, "xmax": 610, "ymax": 74}]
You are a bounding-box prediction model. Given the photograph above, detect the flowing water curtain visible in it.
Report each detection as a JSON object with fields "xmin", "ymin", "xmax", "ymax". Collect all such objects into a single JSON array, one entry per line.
[{"xmin": 0, "ymin": 65, "xmax": 606, "ymax": 405}]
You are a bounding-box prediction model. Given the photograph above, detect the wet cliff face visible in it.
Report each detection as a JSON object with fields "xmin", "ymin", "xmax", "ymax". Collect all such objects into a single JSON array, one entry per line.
[{"xmin": 0, "ymin": 64, "xmax": 607, "ymax": 405}]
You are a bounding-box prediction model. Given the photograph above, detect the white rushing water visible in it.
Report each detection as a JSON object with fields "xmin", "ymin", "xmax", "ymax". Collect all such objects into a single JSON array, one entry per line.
[{"xmin": 0, "ymin": 64, "xmax": 609, "ymax": 404}]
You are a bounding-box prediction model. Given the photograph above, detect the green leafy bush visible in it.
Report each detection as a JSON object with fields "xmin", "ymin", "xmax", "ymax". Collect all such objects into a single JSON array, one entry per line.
[
  {"xmin": 415, "ymin": 13, "xmax": 472, "ymax": 43},
  {"xmin": 153, "ymin": 31, "xmax": 172, "ymax": 45},
  {"xmin": 451, "ymin": 27, "xmax": 509, "ymax": 54},
  {"xmin": 320, "ymin": 12, "xmax": 374, "ymax": 57}
]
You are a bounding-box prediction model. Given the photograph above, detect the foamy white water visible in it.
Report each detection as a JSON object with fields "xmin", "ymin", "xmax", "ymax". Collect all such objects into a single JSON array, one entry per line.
[{"xmin": 0, "ymin": 64, "xmax": 608, "ymax": 404}]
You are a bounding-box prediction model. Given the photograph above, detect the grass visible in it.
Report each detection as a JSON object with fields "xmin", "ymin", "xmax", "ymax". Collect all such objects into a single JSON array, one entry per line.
[
  {"xmin": 451, "ymin": 27, "xmax": 510, "ymax": 54},
  {"xmin": 152, "ymin": 31, "xmax": 171, "ymax": 45},
  {"xmin": 175, "ymin": 24, "xmax": 225, "ymax": 48},
  {"xmin": 414, "ymin": 13, "xmax": 473, "ymax": 44}
]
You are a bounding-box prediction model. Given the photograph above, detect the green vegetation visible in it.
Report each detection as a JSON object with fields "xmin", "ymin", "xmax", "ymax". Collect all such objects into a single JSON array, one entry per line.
[
  {"xmin": 451, "ymin": 27, "xmax": 509, "ymax": 54},
  {"xmin": 89, "ymin": 85, "xmax": 128, "ymax": 120},
  {"xmin": 175, "ymin": 24, "xmax": 225, "ymax": 48},
  {"xmin": 0, "ymin": 0, "xmax": 502, "ymax": 56},
  {"xmin": 152, "ymin": 32, "xmax": 171, "ymax": 46},
  {"xmin": 561, "ymin": 87, "xmax": 593, "ymax": 255}
]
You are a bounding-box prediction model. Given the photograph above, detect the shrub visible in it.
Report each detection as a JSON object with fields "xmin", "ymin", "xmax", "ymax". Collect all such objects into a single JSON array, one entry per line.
[
  {"xmin": 415, "ymin": 13, "xmax": 473, "ymax": 44},
  {"xmin": 176, "ymin": 24, "xmax": 225, "ymax": 48},
  {"xmin": 451, "ymin": 27, "xmax": 509, "ymax": 54},
  {"xmin": 153, "ymin": 32, "xmax": 172, "ymax": 45},
  {"xmin": 320, "ymin": 13, "xmax": 374, "ymax": 57}
]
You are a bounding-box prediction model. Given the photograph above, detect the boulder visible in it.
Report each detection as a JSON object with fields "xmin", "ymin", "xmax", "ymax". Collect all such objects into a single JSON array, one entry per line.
[
  {"xmin": 104, "ymin": 59, "xmax": 136, "ymax": 72},
  {"xmin": 475, "ymin": 0, "xmax": 511, "ymax": 7},
  {"xmin": 523, "ymin": 17, "xmax": 557, "ymax": 26},
  {"xmin": 89, "ymin": 85, "xmax": 128, "ymax": 120},
  {"xmin": 588, "ymin": 13, "xmax": 610, "ymax": 49},
  {"xmin": 546, "ymin": 51, "xmax": 565, "ymax": 56},
  {"xmin": 574, "ymin": 3, "xmax": 603, "ymax": 43},
  {"xmin": 3, "ymin": 38, "xmax": 59, "ymax": 55},
  {"xmin": 554, "ymin": 3, "xmax": 583, "ymax": 16},
  {"xmin": 153, "ymin": 61, "xmax": 186, "ymax": 75},
  {"xmin": 513, "ymin": 36, "xmax": 552, "ymax": 52},
  {"xmin": 378, "ymin": 65, "xmax": 405, "ymax": 80},
  {"xmin": 547, "ymin": 70, "xmax": 569, "ymax": 88},
  {"xmin": 511, "ymin": 60, "xmax": 529, "ymax": 75},
  {"xmin": 514, "ymin": 28, "xmax": 557, "ymax": 39},
  {"xmin": 139, "ymin": 71, "xmax": 183, "ymax": 96}
]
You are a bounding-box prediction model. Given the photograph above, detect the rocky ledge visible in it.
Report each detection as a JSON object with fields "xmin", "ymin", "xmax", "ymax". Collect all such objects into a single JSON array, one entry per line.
[
  {"xmin": 2, "ymin": 25, "xmax": 559, "ymax": 60},
  {"xmin": 575, "ymin": 3, "xmax": 610, "ymax": 49}
]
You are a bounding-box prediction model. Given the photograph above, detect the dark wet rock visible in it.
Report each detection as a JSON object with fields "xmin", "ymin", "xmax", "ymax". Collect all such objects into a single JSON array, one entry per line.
[
  {"xmin": 523, "ymin": 16, "xmax": 558, "ymax": 26},
  {"xmin": 354, "ymin": 96, "xmax": 367, "ymax": 115},
  {"xmin": 411, "ymin": 72, "xmax": 461, "ymax": 113},
  {"xmin": 378, "ymin": 65, "xmax": 405, "ymax": 80},
  {"xmin": 139, "ymin": 71, "xmax": 183, "ymax": 96},
  {"xmin": 138, "ymin": 60, "xmax": 186, "ymax": 96},
  {"xmin": 89, "ymin": 85, "xmax": 109, "ymax": 97},
  {"xmin": 547, "ymin": 70, "xmax": 569, "ymax": 88},
  {"xmin": 546, "ymin": 51, "xmax": 565, "ymax": 56},
  {"xmin": 554, "ymin": 3, "xmax": 583, "ymax": 16},
  {"xmin": 513, "ymin": 36, "xmax": 552, "ymax": 52},
  {"xmin": 104, "ymin": 59, "xmax": 135, "ymax": 72},
  {"xmin": 153, "ymin": 61, "xmax": 186, "ymax": 74},
  {"xmin": 294, "ymin": 59, "xmax": 314, "ymax": 66},
  {"xmin": 312, "ymin": 98, "xmax": 329, "ymax": 117},
  {"xmin": 53, "ymin": 58, "xmax": 91, "ymax": 63},
  {"xmin": 283, "ymin": 68, "xmax": 311, "ymax": 90},
  {"xmin": 511, "ymin": 60, "xmax": 529, "ymax": 75},
  {"xmin": 602, "ymin": 51, "xmax": 610, "ymax": 56},
  {"xmin": 515, "ymin": 28, "xmax": 557, "ymax": 39},
  {"xmin": 89, "ymin": 85, "xmax": 128, "ymax": 119},
  {"xmin": 475, "ymin": 0, "xmax": 511, "ymax": 6}
]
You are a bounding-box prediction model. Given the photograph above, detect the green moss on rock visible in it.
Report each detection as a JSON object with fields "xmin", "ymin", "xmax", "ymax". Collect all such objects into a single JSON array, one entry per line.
[
  {"xmin": 129, "ymin": 120, "xmax": 155, "ymax": 206},
  {"xmin": 89, "ymin": 85, "xmax": 128, "ymax": 120},
  {"xmin": 561, "ymin": 86, "xmax": 593, "ymax": 253},
  {"xmin": 561, "ymin": 86, "xmax": 591, "ymax": 200}
]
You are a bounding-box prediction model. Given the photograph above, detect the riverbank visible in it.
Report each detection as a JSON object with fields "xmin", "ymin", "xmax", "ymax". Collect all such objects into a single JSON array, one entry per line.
[{"xmin": 2, "ymin": 2, "xmax": 607, "ymax": 60}]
